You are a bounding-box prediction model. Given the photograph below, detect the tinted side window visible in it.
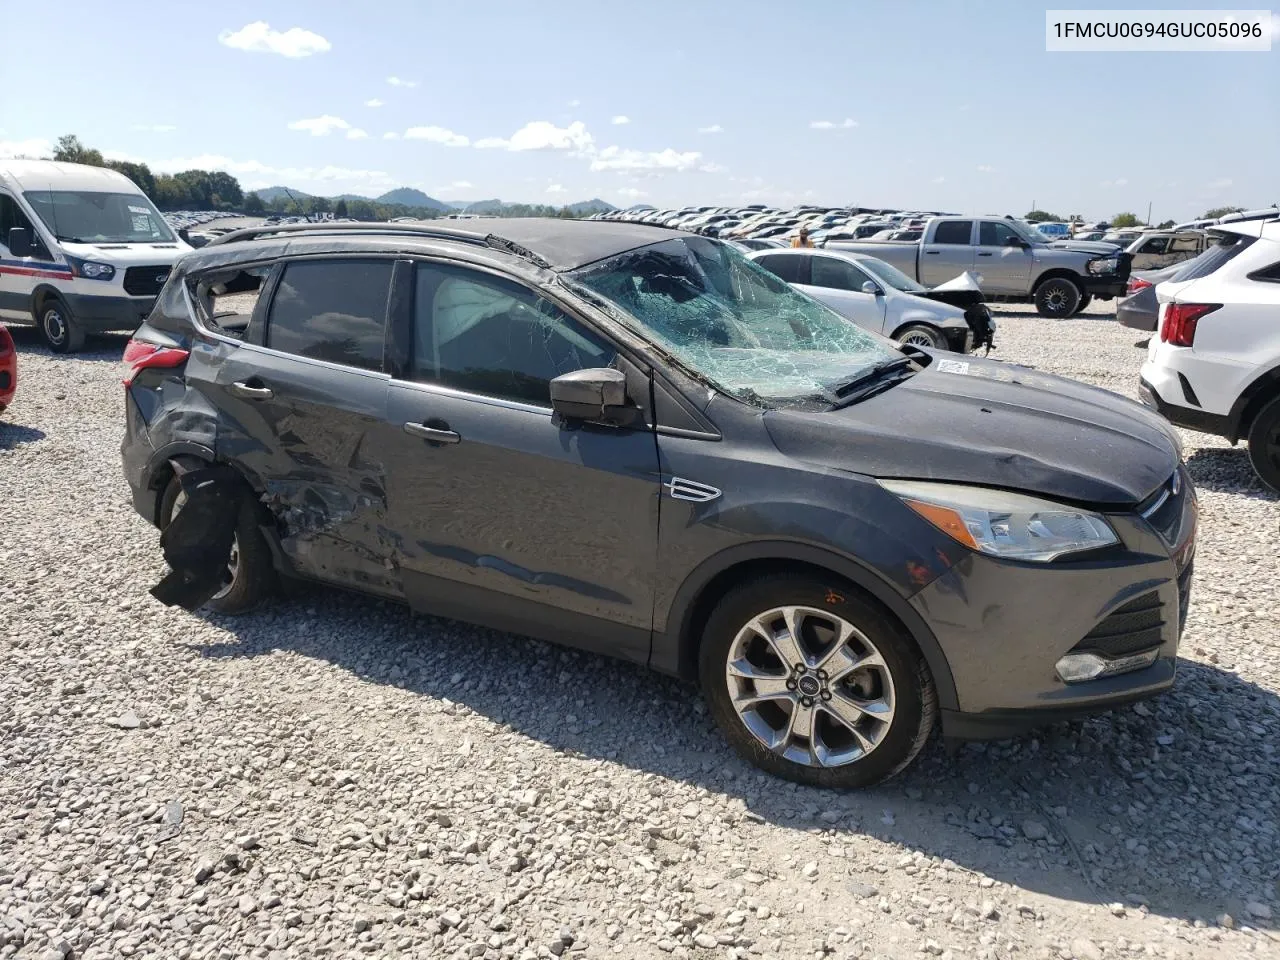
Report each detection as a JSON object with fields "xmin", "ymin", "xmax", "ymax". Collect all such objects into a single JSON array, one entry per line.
[
  {"xmin": 932, "ymin": 220, "xmax": 972, "ymax": 245},
  {"xmin": 754, "ymin": 254, "xmax": 808, "ymax": 284},
  {"xmin": 1138, "ymin": 237, "xmax": 1170, "ymax": 254},
  {"xmin": 978, "ymin": 222, "xmax": 1019, "ymax": 246},
  {"xmin": 266, "ymin": 260, "xmax": 392, "ymax": 371},
  {"xmin": 412, "ymin": 263, "xmax": 616, "ymax": 405},
  {"xmin": 0, "ymin": 194, "xmax": 39, "ymax": 249},
  {"xmin": 810, "ymin": 257, "xmax": 871, "ymax": 291},
  {"xmin": 1171, "ymin": 235, "xmax": 1256, "ymax": 282}
]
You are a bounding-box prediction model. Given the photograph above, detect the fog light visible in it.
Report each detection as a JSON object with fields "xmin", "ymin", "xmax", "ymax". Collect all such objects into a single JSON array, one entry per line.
[{"xmin": 1055, "ymin": 648, "xmax": 1160, "ymax": 684}]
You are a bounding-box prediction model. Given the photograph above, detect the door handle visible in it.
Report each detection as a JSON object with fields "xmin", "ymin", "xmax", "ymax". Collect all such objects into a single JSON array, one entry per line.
[
  {"xmin": 924, "ymin": 250, "xmax": 940, "ymax": 255},
  {"xmin": 977, "ymin": 252, "xmax": 993, "ymax": 257},
  {"xmin": 229, "ymin": 380, "xmax": 274, "ymax": 400},
  {"xmin": 403, "ymin": 422, "xmax": 461, "ymax": 444}
]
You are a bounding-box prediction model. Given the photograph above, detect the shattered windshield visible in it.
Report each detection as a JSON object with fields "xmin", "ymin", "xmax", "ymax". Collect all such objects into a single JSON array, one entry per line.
[
  {"xmin": 567, "ymin": 236, "xmax": 899, "ymax": 407},
  {"xmin": 857, "ymin": 256, "xmax": 926, "ymax": 293}
]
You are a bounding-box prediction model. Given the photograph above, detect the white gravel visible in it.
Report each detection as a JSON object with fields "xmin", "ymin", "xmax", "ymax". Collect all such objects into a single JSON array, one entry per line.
[{"xmin": 2, "ymin": 302, "xmax": 1278, "ymax": 960}]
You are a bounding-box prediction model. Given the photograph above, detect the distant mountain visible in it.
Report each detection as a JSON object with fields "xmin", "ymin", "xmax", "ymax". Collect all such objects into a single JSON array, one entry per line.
[
  {"xmin": 375, "ymin": 188, "xmax": 449, "ymax": 211},
  {"xmin": 254, "ymin": 185, "xmax": 313, "ymax": 203},
  {"xmin": 331, "ymin": 193, "xmax": 373, "ymax": 202},
  {"xmin": 566, "ymin": 198, "xmax": 616, "ymax": 216},
  {"xmin": 461, "ymin": 198, "xmax": 505, "ymax": 215}
]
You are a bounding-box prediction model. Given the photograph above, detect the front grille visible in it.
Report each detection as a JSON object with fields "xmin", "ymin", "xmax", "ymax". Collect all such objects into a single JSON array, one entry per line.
[
  {"xmin": 1071, "ymin": 591, "xmax": 1165, "ymax": 659},
  {"xmin": 1139, "ymin": 465, "xmax": 1190, "ymax": 547},
  {"xmin": 123, "ymin": 266, "xmax": 171, "ymax": 297}
]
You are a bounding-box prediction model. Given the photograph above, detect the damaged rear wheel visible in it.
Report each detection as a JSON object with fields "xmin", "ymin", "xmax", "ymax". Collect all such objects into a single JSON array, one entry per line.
[{"xmin": 160, "ymin": 474, "xmax": 276, "ymax": 614}]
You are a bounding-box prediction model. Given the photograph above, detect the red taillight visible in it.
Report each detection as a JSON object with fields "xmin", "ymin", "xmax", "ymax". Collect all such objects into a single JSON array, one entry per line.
[
  {"xmin": 1126, "ymin": 277, "xmax": 1153, "ymax": 295},
  {"xmin": 122, "ymin": 338, "xmax": 189, "ymax": 385},
  {"xmin": 1160, "ymin": 303, "xmax": 1220, "ymax": 347}
]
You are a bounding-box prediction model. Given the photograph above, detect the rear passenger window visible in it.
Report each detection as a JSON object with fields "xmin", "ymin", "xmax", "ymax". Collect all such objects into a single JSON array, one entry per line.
[
  {"xmin": 1138, "ymin": 237, "xmax": 1170, "ymax": 254},
  {"xmin": 411, "ymin": 263, "xmax": 616, "ymax": 405},
  {"xmin": 1169, "ymin": 236, "xmax": 1200, "ymax": 253},
  {"xmin": 1171, "ymin": 235, "xmax": 1255, "ymax": 282},
  {"xmin": 754, "ymin": 254, "xmax": 809, "ymax": 284},
  {"xmin": 932, "ymin": 221, "xmax": 972, "ymax": 245},
  {"xmin": 810, "ymin": 257, "xmax": 871, "ymax": 291},
  {"xmin": 266, "ymin": 260, "xmax": 392, "ymax": 371}
]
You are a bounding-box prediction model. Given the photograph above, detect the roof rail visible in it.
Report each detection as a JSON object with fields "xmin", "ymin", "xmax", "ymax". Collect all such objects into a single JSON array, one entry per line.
[{"xmin": 203, "ymin": 220, "xmax": 554, "ymax": 269}]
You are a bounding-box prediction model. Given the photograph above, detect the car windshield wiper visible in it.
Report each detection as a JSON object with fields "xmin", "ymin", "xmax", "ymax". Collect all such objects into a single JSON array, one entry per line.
[{"xmin": 830, "ymin": 356, "xmax": 918, "ymax": 408}]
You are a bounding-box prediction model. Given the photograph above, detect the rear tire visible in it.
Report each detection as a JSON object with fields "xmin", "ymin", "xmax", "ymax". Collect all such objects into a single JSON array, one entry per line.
[
  {"xmin": 36, "ymin": 298, "xmax": 85, "ymax": 353},
  {"xmin": 894, "ymin": 323, "xmax": 945, "ymax": 350},
  {"xmin": 160, "ymin": 473, "xmax": 277, "ymax": 614},
  {"xmin": 1246, "ymin": 395, "xmax": 1280, "ymax": 494},
  {"xmin": 1033, "ymin": 277, "xmax": 1082, "ymax": 319},
  {"xmin": 699, "ymin": 573, "xmax": 936, "ymax": 788}
]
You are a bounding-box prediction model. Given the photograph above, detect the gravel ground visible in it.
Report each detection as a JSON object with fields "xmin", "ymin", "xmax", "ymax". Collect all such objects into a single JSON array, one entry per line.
[{"xmin": 2, "ymin": 301, "xmax": 1278, "ymax": 960}]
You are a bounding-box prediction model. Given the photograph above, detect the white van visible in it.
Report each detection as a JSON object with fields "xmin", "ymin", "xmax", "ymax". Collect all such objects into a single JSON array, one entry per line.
[{"xmin": 0, "ymin": 159, "xmax": 192, "ymax": 352}]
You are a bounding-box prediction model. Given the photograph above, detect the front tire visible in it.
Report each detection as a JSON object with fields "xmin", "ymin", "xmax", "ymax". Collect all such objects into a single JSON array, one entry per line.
[
  {"xmin": 37, "ymin": 298, "xmax": 85, "ymax": 353},
  {"xmin": 1075, "ymin": 293, "xmax": 1093, "ymax": 314},
  {"xmin": 1246, "ymin": 395, "xmax": 1280, "ymax": 494},
  {"xmin": 699, "ymin": 574, "xmax": 936, "ymax": 788},
  {"xmin": 160, "ymin": 474, "xmax": 277, "ymax": 614},
  {"xmin": 1033, "ymin": 277, "xmax": 1082, "ymax": 318},
  {"xmin": 894, "ymin": 323, "xmax": 945, "ymax": 350}
]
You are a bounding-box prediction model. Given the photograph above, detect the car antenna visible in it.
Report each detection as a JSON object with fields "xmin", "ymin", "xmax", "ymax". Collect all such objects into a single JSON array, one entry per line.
[
  {"xmin": 283, "ymin": 187, "xmax": 304, "ymax": 219},
  {"xmin": 48, "ymin": 182, "xmax": 62, "ymax": 242}
]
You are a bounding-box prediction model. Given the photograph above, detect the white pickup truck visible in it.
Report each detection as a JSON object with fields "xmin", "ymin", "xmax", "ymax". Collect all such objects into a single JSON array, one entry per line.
[{"xmin": 828, "ymin": 215, "xmax": 1131, "ymax": 317}]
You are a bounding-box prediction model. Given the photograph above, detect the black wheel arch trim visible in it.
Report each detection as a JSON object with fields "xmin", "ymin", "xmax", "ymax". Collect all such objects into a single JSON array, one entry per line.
[
  {"xmin": 30, "ymin": 284, "xmax": 68, "ymax": 316},
  {"xmin": 655, "ymin": 540, "xmax": 960, "ymax": 713},
  {"xmin": 1228, "ymin": 364, "xmax": 1280, "ymax": 444},
  {"xmin": 145, "ymin": 441, "xmax": 216, "ymax": 490}
]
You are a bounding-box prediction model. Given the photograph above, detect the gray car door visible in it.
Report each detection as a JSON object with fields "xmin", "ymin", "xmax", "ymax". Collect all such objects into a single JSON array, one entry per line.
[
  {"xmin": 975, "ymin": 220, "xmax": 1034, "ymax": 293},
  {"xmin": 919, "ymin": 220, "xmax": 975, "ymax": 286},
  {"xmin": 379, "ymin": 259, "xmax": 661, "ymax": 665},
  {"xmin": 795, "ymin": 255, "xmax": 888, "ymax": 334}
]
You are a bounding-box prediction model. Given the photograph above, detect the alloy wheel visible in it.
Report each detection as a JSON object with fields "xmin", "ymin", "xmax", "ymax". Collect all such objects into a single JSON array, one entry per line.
[{"xmin": 725, "ymin": 605, "xmax": 896, "ymax": 767}]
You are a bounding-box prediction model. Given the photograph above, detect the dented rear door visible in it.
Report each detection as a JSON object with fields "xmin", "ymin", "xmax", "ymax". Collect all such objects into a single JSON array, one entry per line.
[{"xmin": 206, "ymin": 257, "xmax": 400, "ymax": 595}]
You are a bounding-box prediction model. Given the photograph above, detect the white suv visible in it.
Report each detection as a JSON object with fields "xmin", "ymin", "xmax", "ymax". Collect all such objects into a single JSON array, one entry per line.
[{"xmin": 1139, "ymin": 220, "xmax": 1280, "ymax": 490}]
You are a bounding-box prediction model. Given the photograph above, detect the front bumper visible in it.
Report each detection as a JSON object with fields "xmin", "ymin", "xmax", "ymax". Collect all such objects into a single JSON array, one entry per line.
[
  {"xmin": 914, "ymin": 486, "xmax": 1195, "ymax": 738},
  {"xmin": 1081, "ymin": 277, "xmax": 1128, "ymax": 299},
  {"xmin": 64, "ymin": 292, "xmax": 156, "ymax": 332}
]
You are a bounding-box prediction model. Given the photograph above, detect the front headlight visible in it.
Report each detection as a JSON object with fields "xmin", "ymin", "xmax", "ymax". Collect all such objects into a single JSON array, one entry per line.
[
  {"xmin": 66, "ymin": 255, "xmax": 116, "ymax": 281},
  {"xmin": 1088, "ymin": 258, "xmax": 1119, "ymax": 275},
  {"xmin": 880, "ymin": 480, "xmax": 1119, "ymax": 562}
]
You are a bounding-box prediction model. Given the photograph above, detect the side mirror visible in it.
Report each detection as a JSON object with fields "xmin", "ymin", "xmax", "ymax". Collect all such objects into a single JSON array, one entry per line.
[
  {"xmin": 860, "ymin": 280, "xmax": 883, "ymax": 296},
  {"xmin": 7, "ymin": 227, "xmax": 34, "ymax": 258},
  {"xmin": 550, "ymin": 368, "xmax": 639, "ymax": 426},
  {"xmin": 1003, "ymin": 236, "xmax": 1027, "ymax": 248}
]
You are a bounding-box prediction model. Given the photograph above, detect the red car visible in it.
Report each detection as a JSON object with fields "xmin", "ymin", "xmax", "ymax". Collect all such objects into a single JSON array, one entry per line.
[{"xmin": 0, "ymin": 324, "xmax": 16, "ymax": 413}]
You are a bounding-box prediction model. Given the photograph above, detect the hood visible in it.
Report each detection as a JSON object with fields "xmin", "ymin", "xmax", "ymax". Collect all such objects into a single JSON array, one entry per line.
[
  {"xmin": 1050, "ymin": 239, "xmax": 1122, "ymax": 254},
  {"xmin": 921, "ymin": 270, "xmax": 985, "ymax": 309},
  {"xmin": 764, "ymin": 354, "xmax": 1178, "ymax": 506},
  {"xmin": 58, "ymin": 239, "xmax": 191, "ymax": 264}
]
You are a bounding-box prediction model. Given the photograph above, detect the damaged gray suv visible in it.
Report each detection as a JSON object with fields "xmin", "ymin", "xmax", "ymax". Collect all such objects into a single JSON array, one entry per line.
[{"xmin": 122, "ymin": 220, "xmax": 1196, "ymax": 788}]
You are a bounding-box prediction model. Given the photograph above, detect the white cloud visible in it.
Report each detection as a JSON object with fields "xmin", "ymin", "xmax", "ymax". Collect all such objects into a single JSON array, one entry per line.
[
  {"xmin": 404, "ymin": 125, "xmax": 470, "ymax": 147},
  {"xmin": 131, "ymin": 124, "xmax": 177, "ymax": 133},
  {"xmin": 386, "ymin": 76, "xmax": 418, "ymax": 88},
  {"xmin": 218, "ymin": 21, "xmax": 330, "ymax": 58},
  {"xmin": 1101, "ymin": 177, "xmax": 1129, "ymax": 187},
  {"xmin": 365, "ymin": 99, "xmax": 384, "ymax": 108},
  {"xmin": 346, "ymin": 128, "xmax": 369, "ymax": 140},
  {"xmin": 475, "ymin": 120, "xmax": 594, "ymax": 152},
  {"xmin": 1208, "ymin": 177, "xmax": 1233, "ymax": 190},
  {"xmin": 288, "ymin": 115, "xmax": 351, "ymax": 136},
  {"xmin": 568, "ymin": 99, "xmax": 581, "ymax": 107},
  {"xmin": 697, "ymin": 124, "xmax": 723, "ymax": 134},
  {"xmin": 546, "ymin": 183, "xmax": 567, "ymax": 194},
  {"xmin": 382, "ymin": 132, "xmax": 399, "ymax": 140},
  {"xmin": 931, "ymin": 176, "xmax": 946, "ymax": 184},
  {"xmin": 590, "ymin": 146, "xmax": 703, "ymax": 172},
  {"xmin": 0, "ymin": 137, "xmax": 52, "ymax": 158},
  {"xmin": 148, "ymin": 153, "xmax": 398, "ymax": 194},
  {"xmin": 976, "ymin": 164, "xmax": 995, "ymax": 173},
  {"xmin": 433, "ymin": 180, "xmax": 473, "ymax": 195},
  {"xmin": 611, "ymin": 115, "xmax": 630, "ymax": 125},
  {"xmin": 617, "ymin": 187, "xmax": 647, "ymax": 200},
  {"xmin": 810, "ymin": 119, "xmax": 857, "ymax": 130}
]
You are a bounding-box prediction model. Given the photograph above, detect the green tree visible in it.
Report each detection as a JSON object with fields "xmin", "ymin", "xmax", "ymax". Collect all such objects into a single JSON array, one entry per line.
[
  {"xmin": 1024, "ymin": 209, "xmax": 1062, "ymax": 223},
  {"xmin": 1111, "ymin": 212, "xmax": 1142, "ymax": 228},
  {"xmin": 208, "ymin": 171, "xmax": 243, "ymax": 209},
  {"xmin": 1156, "ymin": 219, "xmax": 1176, "ymax": 229},
  {"xmin": 309, "ymin": 195, "xmax": 331, "ymax": 215},
  {"xmin": 334, "ymin": 198, "xmax": 349, "ymax": 218},
  {"xmin": 53, "ymin": 134, "xmax": 103, "ymax": 165},
  {"xmin": 106, "ymin": 160, "xmax": 155, "ymax": 196},
  {"xmin": 243, "ymin": 192, "xmax": 265, "ymax": 215},
  {"xmin": 348, "ymin": 199, "xmax": 375, "ymax": 220},
  {"xmin": 1201, "ymin": 205, "xmax": 1245, "ymax": 219}
]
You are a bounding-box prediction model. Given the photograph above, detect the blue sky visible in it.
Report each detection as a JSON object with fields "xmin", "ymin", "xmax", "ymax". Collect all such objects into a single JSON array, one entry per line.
[{"xmin": 1, "ymin": 1, "xmax": 1276, "ymax": 218}]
